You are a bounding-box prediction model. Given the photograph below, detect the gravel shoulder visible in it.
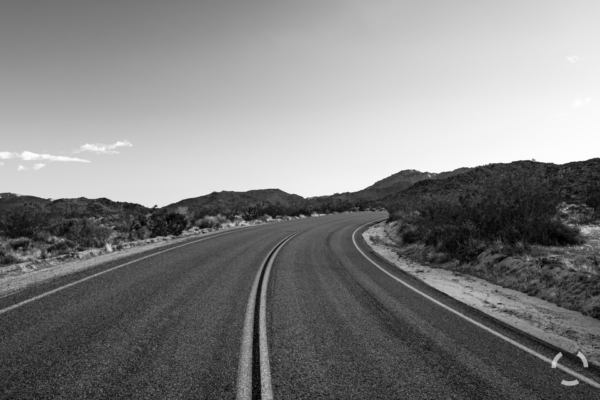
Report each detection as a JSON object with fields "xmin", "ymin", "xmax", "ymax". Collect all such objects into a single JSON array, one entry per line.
[{"xmin": 364, "ymin": 222, "xmax": 600, "ymax": 368}]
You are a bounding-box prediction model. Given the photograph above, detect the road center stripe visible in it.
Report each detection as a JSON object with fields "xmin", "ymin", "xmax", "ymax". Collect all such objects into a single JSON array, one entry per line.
[{"xmin": 237, "ymin": 229, "xmax": 308, "ymax": 400}]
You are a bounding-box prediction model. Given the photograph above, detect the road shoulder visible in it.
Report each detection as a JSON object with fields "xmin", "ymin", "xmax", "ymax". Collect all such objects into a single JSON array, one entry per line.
[
  {"xmin": 0, "ymin": 226, "xmax": 251, "ymax": 299},
  {"xmin": 364, "ymin": 221, "xmax": 600, "ymax": 368}
]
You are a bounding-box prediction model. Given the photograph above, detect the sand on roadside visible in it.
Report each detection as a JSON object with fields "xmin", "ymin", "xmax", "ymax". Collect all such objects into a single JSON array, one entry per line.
[{"xmin": 363, "ymin": 222, "xmax": 600, "ymax": 368}]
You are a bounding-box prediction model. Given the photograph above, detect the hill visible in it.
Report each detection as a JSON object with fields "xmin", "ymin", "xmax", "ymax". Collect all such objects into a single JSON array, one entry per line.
[
  {"xmin": 321, "ymin": 166, "xmax": 472, "ymax": 203},
  {"xmin": 386, "ymin": 158, "xmax": 600, "ymax": 205},
  {"xmin": 46, "ymin": 197, "xmax": 150, "ymax": 217},
  {"xmin": 0, "ymin": 193, "xmax": 150, "ymax": 218},
  {"xmin": 0, "ymin": 193, "xmax": 50, "ymax": 213},
  {"xmin": 164, "ymin": 189, "xmax": 306, "ymax": 216}
]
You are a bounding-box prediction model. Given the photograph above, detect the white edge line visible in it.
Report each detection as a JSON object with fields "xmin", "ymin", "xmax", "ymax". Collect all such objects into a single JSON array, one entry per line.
[
  {"xmin": 0, "ymin": 226, "xmax": 251, "ymax": 316},
  {"xmin": 352, "ymin": 220, "xmax": 600, "ymax": 390}
]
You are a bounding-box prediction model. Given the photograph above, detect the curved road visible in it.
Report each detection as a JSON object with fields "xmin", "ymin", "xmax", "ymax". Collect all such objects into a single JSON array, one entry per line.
[{"xmin": 0, "ymin": 212, "xmax": 598, "ymax": 399}]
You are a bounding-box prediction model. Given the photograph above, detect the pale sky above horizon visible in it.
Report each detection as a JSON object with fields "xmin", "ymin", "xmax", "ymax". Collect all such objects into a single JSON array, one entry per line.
[{"xmin": 1, "ymin": 0, "xmax": 599, "ymax": 207}]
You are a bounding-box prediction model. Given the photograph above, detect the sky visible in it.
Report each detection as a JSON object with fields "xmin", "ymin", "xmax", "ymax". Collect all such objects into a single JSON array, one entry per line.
[{"xmin": 1, "ymin": 0, "xmax": 599, "ymax": 207}]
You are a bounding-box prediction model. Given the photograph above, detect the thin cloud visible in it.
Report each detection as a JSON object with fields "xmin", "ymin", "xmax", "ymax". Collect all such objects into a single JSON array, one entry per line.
[
  {"xmin": 17, "ymin": 165, "xmax": 27, "ymax": 171},
  {"xmin": 0, "ymin": 161, "xmax": 4, "ymax": 167},
  {"xmin": 571, "ymin": 97, "xmax": 592, "ymax": 109},
  {"xmin": 77, "ymin": 140, "xmax": 133, "ymax": 154},
  {"xmin": 33, "ymin": 163, "xmax": 46, "ymax": 170},
  {"xmin": 0, "ymin": 151, "xmax": 90, "ymax": 162},
  {"xmin": 566, "ymin": 55, "xmax": 580, "ymax": 64}
]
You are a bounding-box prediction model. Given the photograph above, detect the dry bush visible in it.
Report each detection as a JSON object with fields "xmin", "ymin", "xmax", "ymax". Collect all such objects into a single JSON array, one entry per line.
[
  {"xmin": 8, "ymin": 237, "xmax": 32, "ymax": 251},
  {"xmin": 194, "ymin": 214, "xmax": 228, "ymax": 229},
  {"xmin": 388, "ymin": 169, "xmax": 582, "ymax": 261},
  {"xmin": 148, "ymin": 212, "xmax": 187, "ymax": 237},
  {"xmin": 0, "ymin": 207, "xmax": 50, "ymax": 239},
  {"xmin": 49, "ymin": 218, "xmax": 113, "ymax": 249}
]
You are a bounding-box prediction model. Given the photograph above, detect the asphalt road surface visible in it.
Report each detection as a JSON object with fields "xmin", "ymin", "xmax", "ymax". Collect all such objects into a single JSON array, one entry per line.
[{"xmin": 1, "ymin": 212, "xmax": 599, "ymax": 399}]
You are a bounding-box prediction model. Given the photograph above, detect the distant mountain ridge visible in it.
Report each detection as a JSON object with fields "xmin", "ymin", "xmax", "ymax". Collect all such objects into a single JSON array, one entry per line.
[
  {"xmin": 366, "ymin": 167, "xmax": 472, "ymax": 191},
  {"xmin": 0, "ymin": 193, "xmax": 23, "ymax": 199},
  {"xmin": 0, "ymin": 194, "xmax": 149, "ymax": 216},
  {"xmin": 47, "ymin": 197, "xmax": 150, "ymax": 217},
  {"xmin": 321, "ymin": 166, "xmax": 472, "ymax": 203},
  {"xmin": 386, "ymin": 158, "xmax": 600, "ymax": 205},
  {"xmin": 0, "ymin": 193, "xmax": 50, "ymax": 212},
  {"xmin": 4, "ymin": 158, "xmax": 599, "ymax": 217},
  {"xmin": 0, "ymin": 166, "xmax": 472, "ymax": 215},
  {"xmin": 158, "ymin": 166, "xmax": 474, "ymax": 214},
  {"xmin": 164, "ymin": 189, "xmax": 305, "ymax": 215}
]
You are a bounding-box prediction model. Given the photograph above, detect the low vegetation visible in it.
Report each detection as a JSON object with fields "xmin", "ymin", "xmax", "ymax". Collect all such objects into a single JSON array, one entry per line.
[
  {"xmin": 385, "ymin": 167, "xmax": 600, "ymax": 319},
  {"xmin": 388, "ymin": 169, "xmax": 584, "ymax": 261},
  {"xmin": 0, "ymin": 197, "xmax": 381, "ymax": 268},
  {"xmin": 0, "ymin": 205, "xmax": 190, "ymax": 266}
]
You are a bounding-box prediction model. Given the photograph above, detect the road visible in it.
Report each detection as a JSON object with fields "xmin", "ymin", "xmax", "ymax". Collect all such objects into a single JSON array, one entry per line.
[{"xmin": 0, "ymin": 212, "xmax": 598, "ymax": 399}]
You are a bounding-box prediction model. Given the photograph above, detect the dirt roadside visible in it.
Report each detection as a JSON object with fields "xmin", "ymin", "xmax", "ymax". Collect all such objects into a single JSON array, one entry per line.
[
  {"xmin": 0, "ymin": 225, "xmax": 251, "ymax": 300},
  {"xmin": 363, "ymin": 222, "xmax": 600, "ymax": 368},
  {"xmin": 0, "ymin": 214, "xmax": 314, "ymax": 300}
]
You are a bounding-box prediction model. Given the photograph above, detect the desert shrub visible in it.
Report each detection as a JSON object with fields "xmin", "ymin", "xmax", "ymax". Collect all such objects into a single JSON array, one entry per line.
[
  {"xmin": 557, "ymin": 203, "xmax": 596, "ymax": 225},
  {"xmin": 128, "ymin": 214, "xmax": 151, "ymax": 240},
  {"xmin": 242, "ymin": 203, "xmax": 265, "ymax": 221},
  {"xmin": 0, "ymin": 207, "xmax": 50, "ymax": 239},
  {"xmin": 148, "ymin": 212, "xmax": 187, "ymax": 237},
  {"xmin": 257, "ymin": 214, "xmax": 272, "ymax": 222},
  {"xmin": 464, "ymin": 169, "xmax": 581, "ymax": 246},
  {"xmin": 401, "ymin": 228, "xmax": 422, "ymax": 244},
  {"xmin": 0, "ymin": 250, "xmax": 18, "ymax": 265},
  {"xmin": 50, "ymin": 218, "xmax": 113, "ymax": 248},
  {"xmin": 46, "ymin": 239, "xmax": 77, "ymax": 254},
  {"xmin": 8, "ymin": 237, "xmax": 31, "ymax": 251},
  {"xmin": 194, "ymin": 214, "xmax": 228, "ymax": 229},
  {"xmin": 110, "ymin": 216, "xmax": 135, "ymax": 234},
  {"xmin": 175, "ymin": 206, "xmax": 196, "ymax": 226},
  {"xmin": 164, "ymin": 212, "xmax": 187, "ymax": 236},
  {"xmin": 34, "ymin": 230, "xmax": 53, "ymax": 243},
  {"xmin": 387, "ymin": 169, "xmax": 582, "ymax": 260},
  {"xmin": 535, "ymin": 219, "xmax": 582, "ymax": 246},
  {"xmin": 583, "ymin": 184, "xmax": 600, "ymax": 221},
  {"xmin": 131, "ymin": 226, "xmax": 151, "ymax": 240}
]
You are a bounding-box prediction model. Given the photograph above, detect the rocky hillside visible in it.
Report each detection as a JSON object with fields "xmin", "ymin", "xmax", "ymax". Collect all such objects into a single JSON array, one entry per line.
[
  {"xmin": 46, "ymin": 197, "xmax": 150, "ymax": 217},
  {"xmin": 0, "ymin": 193, "xmax": 50, "ymax": 213},
  {"xmin": 367, "ymin": 167, "xmax": 471, "ymax": 191},
  {"xmin": 164, "ymin": 189, "xmax": 306, "ymax": 216},
  {"xmin": 385, "ymin": 158, "xmax": 600, "ymax": 206},
  {"xmin": 322, "ymin": 167, "xmax": 472, "ymax": 203},
  {"xmin": 0, "ymin": 193, "xmax": 150, "ymax": 218}
]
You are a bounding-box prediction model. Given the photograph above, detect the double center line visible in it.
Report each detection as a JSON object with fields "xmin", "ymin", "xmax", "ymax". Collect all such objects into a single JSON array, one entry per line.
[{"xmin": 236, "ymin": 229, "xmax": 308, "ymax": 400}]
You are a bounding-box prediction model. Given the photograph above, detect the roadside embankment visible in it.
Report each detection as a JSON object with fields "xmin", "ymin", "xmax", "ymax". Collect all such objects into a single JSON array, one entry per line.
[
  {"xmin": 0, "ymin": 212, "xmax": 343, "ymax": 299},
  {"xmin": 0, "ymin": 225, "xmax": 243, "ymax": 299},
  {"xmin": 364, "ymin": 221, "xmax": 600, "ymax": 367},
  {"xmin": 0, "ymin": 215, "xmax": 312, "ymax": 298}
]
